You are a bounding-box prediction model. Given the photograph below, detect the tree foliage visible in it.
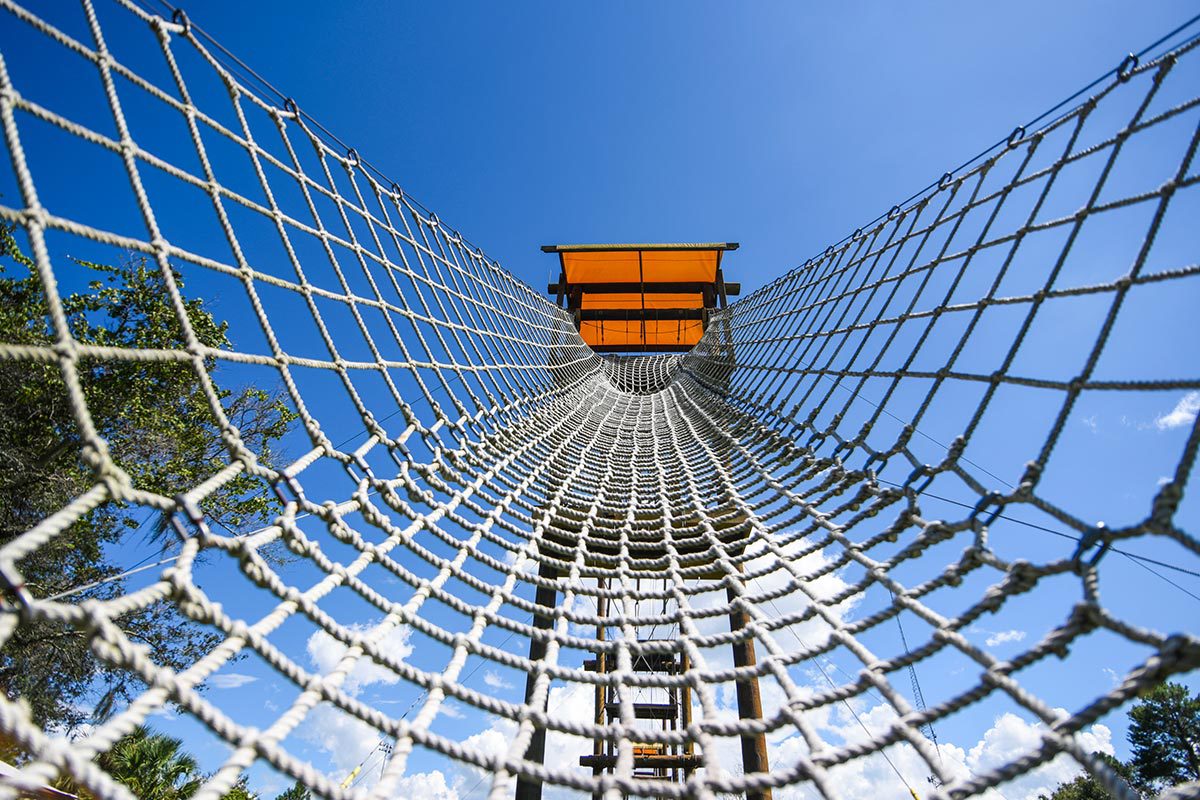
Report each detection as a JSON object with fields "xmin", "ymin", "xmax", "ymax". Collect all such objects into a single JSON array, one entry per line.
[
  {"xmin": 1037, "ymin": 752, "xmax": 1137, "ymax": 800},
  {"xmin": 1038, "ymin": 682, "xmax": 1200, "ymax": 800},
  {"xmin": 273, "ymin": 781, "xmax": 312, "ymax": 800},
  {"xmin": 94, "ymin": 726, "xmax": 203, "ymax": 800},
  {"xmin": 0, "ymin": 222, "xmax": 295, "ymax": 731},
  {"xmin": 1127, "ymin": 681, "xmax": 1200, "ymax": 790}
]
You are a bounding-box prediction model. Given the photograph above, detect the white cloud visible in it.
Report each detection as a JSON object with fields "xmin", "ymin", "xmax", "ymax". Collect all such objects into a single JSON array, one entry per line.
[
  {"xmin": 440, "ymin": 701, "xmax": 467, "ymax": 719},
  {"xmin": 455, "ymin": 682, "xmax": 595, "ymax": 800},
  {"xmin": 985, "ymin": 629, "xmax": 1026, "ymax": 647},
  {"xmin": 297, "ymin": 702, "xmax": 384, "ymax": 775},
  {"xmin": 765, "ymin": 701, "xmax": 1113, "ymax": 800},
  {"xmin": 209, "ymin": 673, "xmax": 258, "ymax": 689},
  {"xmin": 297, "ymin": 620, "xmax": 415, "ymax": 779},
  {"xmin": 482, "ymin": 671, "xmax": 514, "ymax": 691},
  {"xmin": 965, "ymin": 711, "xmax": 1114, "ymax": 800},
  {"xmin": 306, "ymin": 622, "xmax": 413, "ymax": 695},
  {"xmin": 392, "ymin": 770, "xmax": 462, "ymax": 800},
  {"xmin": 1156, "ymin": 391, "xmax": 1200, "ymax": 431}
]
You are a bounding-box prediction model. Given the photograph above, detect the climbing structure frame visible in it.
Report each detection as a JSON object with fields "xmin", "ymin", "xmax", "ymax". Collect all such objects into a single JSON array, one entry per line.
[{"xmin": 0, "ymin": 3, "xmax": 1198, "ymax": 800}]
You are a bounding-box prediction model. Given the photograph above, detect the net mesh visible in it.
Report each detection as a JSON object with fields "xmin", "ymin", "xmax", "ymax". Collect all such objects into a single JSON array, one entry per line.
[{"xmin": 0, "ymin": 2, "xmax": 1198, "ymax": 799}]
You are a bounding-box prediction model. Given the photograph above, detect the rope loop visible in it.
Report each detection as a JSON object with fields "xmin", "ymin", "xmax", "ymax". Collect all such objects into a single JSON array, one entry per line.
[
  {"xmin": 888, "ymin": 205, "xmax": 901, "ymax": 220},
  {"xmin": 1006, "ymin": 126, "xmax": 1026, "ymax": 149},
  {"xmin": 346, "ymin": 147, "xmax": 361, "ymax": 167},
  {"xmin": 390, "ymin": 182, "xmax": 404, "ymax": 201},
  {"xmin": 282, "ymin": 97, "xmax": 299, "ymax": 117},
  {"xmin": 938, "ymin": 172, "xmax": 954, "ymax": 190}
]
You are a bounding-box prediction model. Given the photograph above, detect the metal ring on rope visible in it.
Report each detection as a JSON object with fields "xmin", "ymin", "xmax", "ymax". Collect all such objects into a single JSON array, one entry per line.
[
  {"xmin": 1117, "ymin": 53, "xmax": 1139, "ymax": 83},
  {"xmin": 861, "ymin": 452, "xmax": 889, "ymax": 475}
]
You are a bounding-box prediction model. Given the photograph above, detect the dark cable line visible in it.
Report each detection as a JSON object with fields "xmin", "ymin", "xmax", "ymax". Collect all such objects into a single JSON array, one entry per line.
[{"xmin": 875, "ymin": 479, "xmax": 1200, "ymax": 580}]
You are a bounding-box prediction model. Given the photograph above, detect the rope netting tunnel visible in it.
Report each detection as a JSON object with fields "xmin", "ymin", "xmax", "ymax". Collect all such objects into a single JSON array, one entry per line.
[{"xmin": 1, "ymin": 2, "xmax": 1199, "ymax": 799}]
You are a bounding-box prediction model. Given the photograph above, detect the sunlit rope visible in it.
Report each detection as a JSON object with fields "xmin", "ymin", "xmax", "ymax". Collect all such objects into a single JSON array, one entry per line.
[{"xmin": 0, "ymin": 4, "xmax": 1197, "ymax": 800}]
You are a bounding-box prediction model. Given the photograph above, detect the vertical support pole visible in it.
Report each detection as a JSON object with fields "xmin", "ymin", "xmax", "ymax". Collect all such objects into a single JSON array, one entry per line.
[
  {"xmin": 554, "ymin": 266, "xmax": 566, "ymax": 308},
  {"xmin": 592, "ymin": 577, "xmax": 607, "ymax": 800},
  {"xmin": 515, "ymin": 559, "xmax": 560, "ymax": 800},
  {"xmin": 727, "ymin": 572, "xmax": 772, "ymax": 800},
  {"xmin": 682, "ymin": 649, "xmax": 694, "ymax": 772},
  {"xmin": 637, "ymin": 249, "xmax": 647, "ymax": 352}
]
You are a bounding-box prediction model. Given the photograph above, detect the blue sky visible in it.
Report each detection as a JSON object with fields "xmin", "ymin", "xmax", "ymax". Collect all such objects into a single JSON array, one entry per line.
[
  {"xmin": 165, "ymin": 0, "xmax": 1194, "ymax": 295},
  {"xmin": 0, "ymin": 2, "xmax": 1198, "ymax": 799}
]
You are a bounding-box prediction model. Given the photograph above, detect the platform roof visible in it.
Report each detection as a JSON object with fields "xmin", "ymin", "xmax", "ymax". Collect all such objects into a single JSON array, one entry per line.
[{"xmin": 543, "ymin": 243, "xmax": 738, "ymax": 352}]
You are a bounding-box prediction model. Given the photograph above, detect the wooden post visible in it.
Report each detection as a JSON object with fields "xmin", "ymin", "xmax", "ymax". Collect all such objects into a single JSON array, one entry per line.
[
  {"xmin": 592, "ymin": 577, "xmax": 607, "ymax": 800},
  {"xmin": 515, "ymin": 560, "xmax": 559, "ymax": 800},
  {"xmin": 727, "ymin": 578, "xmax": 772, "ymax": 800}
]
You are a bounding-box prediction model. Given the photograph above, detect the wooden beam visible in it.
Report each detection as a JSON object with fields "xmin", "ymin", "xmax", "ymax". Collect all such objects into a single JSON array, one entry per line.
[
  {"xmin": 547, "ymin": 281, "xmax": 740, "ymax": 296},
  {"xmin": 579, "ymin": 309, "xmax": 704, "ymax": 322}
]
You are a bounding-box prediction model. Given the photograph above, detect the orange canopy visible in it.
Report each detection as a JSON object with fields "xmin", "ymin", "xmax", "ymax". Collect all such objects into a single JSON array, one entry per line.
[
  {"xmin": 561, "ymin": 249, "xmax": 718, "ymax": 286},
  {"xmin": 543, "ymin": 243, "xmax": 738, "ymax": 352}
]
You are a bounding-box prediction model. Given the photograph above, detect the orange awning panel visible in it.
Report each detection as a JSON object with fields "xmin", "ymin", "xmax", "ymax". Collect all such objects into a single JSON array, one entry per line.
[
  {"xmin": 562, "ymin": 250, "xmax": 719, "ymax": 285},
  {"xmin": 545, "ymin": 243, "xmax": 736, "ymax": 352},
  {"xmin": 580, "ymin": 319, "xmax": 704, "ymax": 348}
]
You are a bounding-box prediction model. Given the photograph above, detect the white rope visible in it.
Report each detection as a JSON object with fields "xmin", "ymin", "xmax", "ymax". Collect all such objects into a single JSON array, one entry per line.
[{"xmin": 0, "ymin": 3, "xmax": 1198, "ymax": 800}]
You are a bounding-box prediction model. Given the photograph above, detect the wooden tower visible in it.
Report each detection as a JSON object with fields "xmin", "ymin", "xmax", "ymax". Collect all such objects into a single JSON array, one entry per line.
[{"xmin": 515, "ymin": 244, "xmax": 770, "ymax": 800}]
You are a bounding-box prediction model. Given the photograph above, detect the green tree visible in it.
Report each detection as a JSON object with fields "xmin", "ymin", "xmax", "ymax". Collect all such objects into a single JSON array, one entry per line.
[
  {"xmin": 222, "ymin": 776, "xmax": 259, "ymax": 800},
  {"xmin": 95, "ymin": 726, "xmax": 203, "ymax": 800},
  {"xmin": 0, "ymin": 221, "xmax": 296, "ymax": 731},
  {"xmin": 273, "ymin": 780, "xmax": 311, "ymax": 800},
  {"xmin": 1127, "ymin": 681, "xmax": 1200, "ymax": 790},
  {"xmin": 1037, "ymin": 752, "xmax": 1139, "ymax": 800}
]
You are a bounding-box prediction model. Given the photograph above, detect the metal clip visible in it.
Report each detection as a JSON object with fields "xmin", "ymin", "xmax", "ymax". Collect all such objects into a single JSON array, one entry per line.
[
  {"xmin": 969, "ymin": 492, "xmax": 1005, "ymax": 527},
  {"xmin": 1071, "ymin": 523, "xmax": 1112, "ymax": 567},
  {"xmin": 1117, "ymin": 53, "xmax": 1138, "ymax": 83}
]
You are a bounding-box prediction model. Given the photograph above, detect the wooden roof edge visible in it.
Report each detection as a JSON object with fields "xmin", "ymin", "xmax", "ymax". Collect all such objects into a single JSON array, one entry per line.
[{"xmin": 540, "ymin": 242, "xmax": 739, "ymax": 253}]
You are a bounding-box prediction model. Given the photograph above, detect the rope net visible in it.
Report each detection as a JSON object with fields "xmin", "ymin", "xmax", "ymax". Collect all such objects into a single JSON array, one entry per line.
[{"xmin": 0, "ymin": 2, "xmax": 1198, "ymax": 799}]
